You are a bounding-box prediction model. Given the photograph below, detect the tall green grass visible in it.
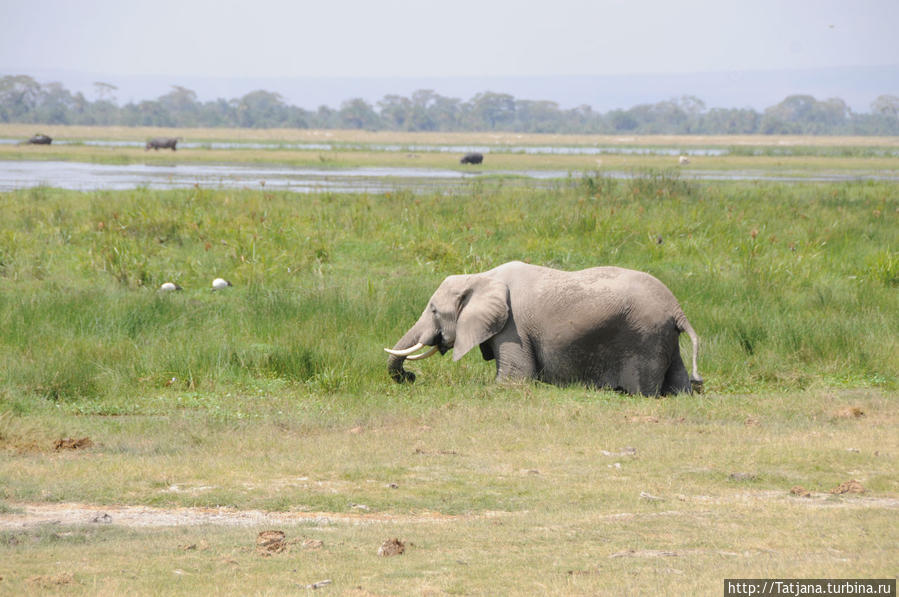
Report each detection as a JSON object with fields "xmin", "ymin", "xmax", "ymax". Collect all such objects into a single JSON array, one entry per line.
[{"xmin": 0, "ymin": 175, "xmax": 896, "ymax": 411}]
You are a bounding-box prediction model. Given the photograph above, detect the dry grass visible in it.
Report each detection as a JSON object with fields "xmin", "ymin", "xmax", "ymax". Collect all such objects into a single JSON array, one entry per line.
[
  {"xmin": 3, "ymin": 123, "xmax": 899, "ymax": 147},
  {"xmin": 1, "ymin": 388, "xmax": 896, "ymax": 594}
]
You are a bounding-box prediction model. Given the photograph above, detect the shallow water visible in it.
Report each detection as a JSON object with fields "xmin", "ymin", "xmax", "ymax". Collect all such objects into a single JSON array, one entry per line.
[
  {"xmin": 0, "ymin": 160, "xmax": 895, "ymax": 193},
  {"xmin": 0, "ymin": 160, "xmax": 489, "ymax": 193}
]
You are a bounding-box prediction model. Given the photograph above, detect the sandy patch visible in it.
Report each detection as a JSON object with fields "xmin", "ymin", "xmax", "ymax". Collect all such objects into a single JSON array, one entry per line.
[{"xmin": 0, "ymin": 502, "xmax": 489, "ymax": 529}]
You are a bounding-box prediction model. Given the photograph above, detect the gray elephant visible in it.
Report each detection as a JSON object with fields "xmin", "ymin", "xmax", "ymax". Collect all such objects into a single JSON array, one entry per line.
[
  {"xmin": 460, "ymin": 152, "xmax": 483, "ymax": 164},
  {"xmin": 385, "ymin": 261, "xmax": 702, "ymax": 395},
  {"xmin": 146, "ymin": 137, "xmax": 179, "ymax": 151}
]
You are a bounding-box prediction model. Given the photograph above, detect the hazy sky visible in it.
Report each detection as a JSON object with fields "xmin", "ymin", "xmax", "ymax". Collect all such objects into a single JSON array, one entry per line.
[{"xmin": 2, "ymin": 0, "xmax": 897, "ymax": 79}]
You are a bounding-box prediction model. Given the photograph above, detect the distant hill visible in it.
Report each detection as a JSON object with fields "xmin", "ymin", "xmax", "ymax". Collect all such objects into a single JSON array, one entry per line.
[{"xmin": 5, "ymin": 65, "xmax": 897, "ymax": 112}]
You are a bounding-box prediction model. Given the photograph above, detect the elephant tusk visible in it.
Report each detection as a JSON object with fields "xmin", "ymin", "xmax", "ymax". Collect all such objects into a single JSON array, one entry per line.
[
  {"xmin": 404, "ymin": 345, "xmax": 439, "ymax": 361},
  {"xmin": 384, "ymin": 342, "xmax": 426, "ymax": 357}
]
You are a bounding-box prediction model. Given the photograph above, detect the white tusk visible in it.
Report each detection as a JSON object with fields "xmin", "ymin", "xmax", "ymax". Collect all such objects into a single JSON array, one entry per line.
[
  {"xmin": 405, "ymin": 345, "xmax": 439, "ymax": 361},
  {"xmin": 384, "ymin": 342, "xmax": 425, "ymax": 356}
]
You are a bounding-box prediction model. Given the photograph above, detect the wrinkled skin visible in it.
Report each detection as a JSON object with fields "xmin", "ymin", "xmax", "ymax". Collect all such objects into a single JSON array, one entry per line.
[
  {"xmin": 387, "ymin": 261, "xmax": 702, "ymax": 396},
  {"xmin": 460, "ymin": 152, "xmax": 483, "ymax": 164},
  {"xmin": 146, "ymin": 137, "xmax": 179, "ymax": 151},
  {"xmin": 26, "ymin": 134, "xmax": 52, "ymax": 145}
]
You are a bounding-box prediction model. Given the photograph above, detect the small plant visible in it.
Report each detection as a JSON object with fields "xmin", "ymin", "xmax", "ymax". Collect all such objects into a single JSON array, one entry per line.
[{"xmin": 865, "ymin": 250, "xmax": 898, "ymax": 286}]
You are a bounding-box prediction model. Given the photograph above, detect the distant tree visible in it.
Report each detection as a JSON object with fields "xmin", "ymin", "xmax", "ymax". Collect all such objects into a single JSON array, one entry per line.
[
  {"xmin": 158, "ymin": 86, "xmax": 200, "ymax": 127},
  {"xmin": 871, "ymin": 94, "xmax": 899, "ymax": 119},
  {"xmin": 428, "ymin": 94, "xmax": 462, "ymax": 131},
  {"xmin": 338, "ymin": 98, "xmax": 380, "ymax": 129},
  {"xmin": 93, "ymin": 81, "xmax": 118, "ymax": 102},
  {"xmin": 3, "ymin": 75, "xmax": 899, "ymax": 135},
  {"xmin": 34, "ymin": 82, "xmax": 75, "ymax": 124},
  {"xmin": 514, "ymin": 99, "xmax": 562, "ymax": 133},
  {"xmin": 607, "ymin": 100, "xmax": 689, "ymax": 133},
  {"xmin": 237, "ymin": 90, "xmax": 291, "ymax": 128},
  {"xmin": 759, "ymin": 94, "xmax": 850, "ymax": 134},
  {"xmin": 698, "ymin": 108, "xmax": 759, "ymax": 134},
  {"xmin": 406, "ymin": 89, "xmax": 440, "ymax": 131},
  {"xmin": 195, "ymin": 98, "xmax": 237, "ymax": 127},
  {"xmin": 377, "ymin": 94, "xmax": 412, "ymax": 130},
  {"xmin": 84, "ymin": 82, "xmax": 119, "ymax": 125},
  {"xmin": 0, "ymin": 75, "xmax": 43, "ymax": 122},
  {"xmin": 675, "ymin": 95, "xmax": 706, "ymax": 116},
  {"xmin": 606, "ymin": 108, "xmax": 639, "ymax": 132},
  {"xmin": 468, "ymin": 92, "xmax": 515, "ymax": 130},
  {"xmin": 313, "ymin": 105, "xmax": 338, "ymax": 129},
  {"xmin": 121, "ymin": 99, "xmax": 171, "ymax": 126}
]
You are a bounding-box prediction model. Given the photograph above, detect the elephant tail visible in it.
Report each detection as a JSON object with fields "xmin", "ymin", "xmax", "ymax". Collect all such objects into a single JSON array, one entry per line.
[{"xmin": 675, "ymin": 312, "xmax": 703, "ymax": 391}]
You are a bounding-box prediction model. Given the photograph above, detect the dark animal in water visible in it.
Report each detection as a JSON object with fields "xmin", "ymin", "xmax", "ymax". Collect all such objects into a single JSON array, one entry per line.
[
  {"xmin": 146, "ymin": 137, "xmax": 179, "ymax": 151},
  {"xmin": 460, "ymin": 152, "xmax": 483, "ymax": 165},
  {"xmin": 26, "ymin": 134, "xmax": 52, "ymax": 145}
]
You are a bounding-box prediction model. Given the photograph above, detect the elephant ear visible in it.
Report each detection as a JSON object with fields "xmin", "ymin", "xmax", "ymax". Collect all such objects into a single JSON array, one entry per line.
[{"xmin": 453, "ymin": 276, "xmax": 509, "ymax": 361}]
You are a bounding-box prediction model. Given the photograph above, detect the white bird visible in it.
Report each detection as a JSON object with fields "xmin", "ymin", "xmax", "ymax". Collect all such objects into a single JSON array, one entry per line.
[
  {"xmin": 678, "ymin": 155, "xmax": 690, "ymax": 165},
  {"xmin": 160, "ymin": 282, "xmax": 182, "ymax": 292},
  {"xmin": 212, "ymin": 278, "xmax": 232, "ymax": 290}
]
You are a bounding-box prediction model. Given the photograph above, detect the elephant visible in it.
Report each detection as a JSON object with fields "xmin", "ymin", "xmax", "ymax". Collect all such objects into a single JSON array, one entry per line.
[
  {"xmin": 146, "ymin": 137, "xmax": 179, "ymax": 151},
  {"xmin": 385, "ymin": 261, "xmax": 702, "ymax": 396},
  {"xmin": 460, "ymin": 152, "xmax": 483, "ymax": 165},
  {"xmin": 26, "ymin": 133, "xmax": 52, "ymax": 145}
]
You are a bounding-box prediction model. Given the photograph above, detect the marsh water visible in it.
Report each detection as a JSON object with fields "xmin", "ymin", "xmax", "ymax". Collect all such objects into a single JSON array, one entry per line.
[
  {"xmin": 0, "ymin": 160, "xmax": 518, "ymax": 193},
  {"xmin": 0, "ymin": 159, "xmax": 895, "ymax": 193}
]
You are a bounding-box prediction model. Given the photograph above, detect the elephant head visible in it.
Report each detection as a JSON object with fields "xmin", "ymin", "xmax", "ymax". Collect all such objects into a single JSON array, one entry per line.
[{"xmin": 386, "ymin": 274, "xmax": 509, "ymax": 383}]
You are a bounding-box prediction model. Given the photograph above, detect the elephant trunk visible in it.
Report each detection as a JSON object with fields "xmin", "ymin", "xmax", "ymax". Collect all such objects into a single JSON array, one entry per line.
[{"xmin": 387, "ymin": 327, "xmax": 423, "ymax": 383}]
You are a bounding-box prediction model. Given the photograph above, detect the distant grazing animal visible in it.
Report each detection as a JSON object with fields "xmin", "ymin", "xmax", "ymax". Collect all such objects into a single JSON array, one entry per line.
[
  {"xmin": 146, "ymin": 137, "xmax": 179, "ymax": 151},
  {"xmin": 460, "ymin": 152, "xmax": 484, "ymax": 165},
  {"xmin": 212, "ymin": 278, "xmax": 232, "ymax": 290},
  {"xmin": 160, "ymin": 282, "xmax": 182, "ymax": 292},
  {"xmin": 26, "ymin": 134, "xmax": 52, "ymax": 145},
  {"xmin": 678, "ymin": 155, "xmax": 690, "ymax": 165}
]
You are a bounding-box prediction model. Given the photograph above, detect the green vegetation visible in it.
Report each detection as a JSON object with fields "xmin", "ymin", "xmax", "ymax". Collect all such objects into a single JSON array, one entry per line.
[
  {"xmin": 3, "ymin": 74, "xmax": 899, "ymax": 134},
  {"xmin": 0, "ymin": 172, "xmax": 896, "ymax": 594},
  {"xmin": 0, "ymin": 177, "xmax": 895, "ymax": 408}
]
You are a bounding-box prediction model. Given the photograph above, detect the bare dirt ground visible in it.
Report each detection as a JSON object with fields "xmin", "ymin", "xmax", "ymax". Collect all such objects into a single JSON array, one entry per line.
[
  {"xmin": 0, "ymin": 502, "xmax": 474, "ymax": 529},
  {"xmin": 2, "ymin": 492, "xmax": 895, "ymax": 530}
]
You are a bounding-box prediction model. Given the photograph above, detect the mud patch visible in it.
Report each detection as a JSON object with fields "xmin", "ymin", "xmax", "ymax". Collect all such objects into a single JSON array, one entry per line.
[
  {"xmin": 790, "ymin": 486, "xmax": 812, "ymax": 498},
  {"xmin": 830, "ymin": 479, "xmax": 866, "ymax": 494},
  {"xmin": 27, "ymin": 572, "xmax": 76, "ymax": 588},
  {"xmin": 256, "ymin": 530, "xmax": 287, "ymax": 556},
  {"xmin": 833, "ymin": 406, "xmax": 865, "ymax": 419},
  {"xmin": 54, "ymin": 437, "xmax": 93, "ymax": 451},
  {"xmin": 377, "ymin": 537, "xmax": 405, "ymax": 557}
]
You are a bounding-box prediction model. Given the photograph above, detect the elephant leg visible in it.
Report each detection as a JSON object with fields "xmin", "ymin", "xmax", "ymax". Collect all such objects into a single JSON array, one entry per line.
[
  {"xmin": 660, "ymin": 349, "xmax": 692, "ymax": 396},
  {"xmin": 492, "ymin": 335, "xmax": 538, "ymax": 382},
  {"xmin": 614, "ymin": 356, "xmax": 664, "ymax": 396}
]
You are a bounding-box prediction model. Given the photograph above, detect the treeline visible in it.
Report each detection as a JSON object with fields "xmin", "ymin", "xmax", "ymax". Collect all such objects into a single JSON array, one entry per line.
[{"xmin": 2, "ymin": 74, "xmax": 898, "ymax": 135}]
